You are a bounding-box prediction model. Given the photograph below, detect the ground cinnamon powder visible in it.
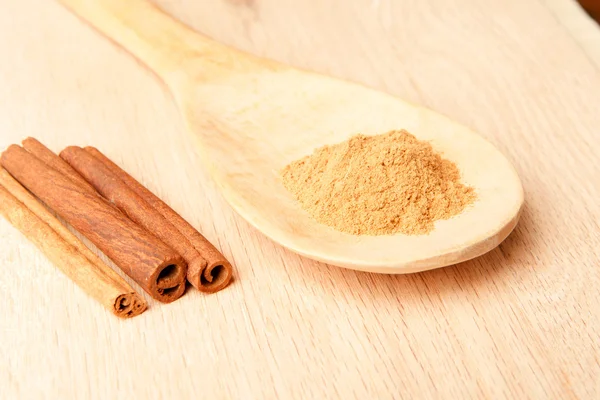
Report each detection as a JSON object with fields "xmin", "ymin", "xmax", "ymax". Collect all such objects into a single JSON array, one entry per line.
[{"xmin": 281, "ymin": 130, "xmax": 476, "ymax": 235}]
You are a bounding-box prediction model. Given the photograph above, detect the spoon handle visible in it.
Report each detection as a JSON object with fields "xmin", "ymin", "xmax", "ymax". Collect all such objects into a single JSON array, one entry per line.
[{"xmin": 56, "ymin": 0, "xmax": 224, "ymax": 85}]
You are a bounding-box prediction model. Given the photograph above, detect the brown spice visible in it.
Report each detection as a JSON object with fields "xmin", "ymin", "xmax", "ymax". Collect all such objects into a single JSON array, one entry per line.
[
  {"xmin": 22, "ymin": 137, "xmax": 96, "ymax": 194},
  {"xmin": 83, "ymin": 146, "xmax": 233, "ymax": 293},
  {"xmin": 0, "ymin": 168, "xmax": 147, "ymax": 318},
  {"xmin": 281, "ymin": 130, "xmax": 476, "ymax": 235},
  {"xmin": 1, "ymin": 144, "xmax": 187, "ymax": 303},
  {"xmin": 62, "ymin": 146, "xmax": 233, "ymax": 293}
]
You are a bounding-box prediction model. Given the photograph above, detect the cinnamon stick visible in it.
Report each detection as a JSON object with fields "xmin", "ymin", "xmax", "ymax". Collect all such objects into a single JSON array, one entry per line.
[
  {"xmin": 75, "ymin": 146, "xmax": 233, "ymax": 293},
  {"xmin": 22, "ymin": 137, "xmax": 96, "ymax": 193},
  {"xmin": 0, "ymin": 168, "xmax": 147, "ymax": 318},
  {"xmin": 1, "ymin": 145, "xmax": 187, "ymax": 303},
  {"xmin": 0, "ymin": 168, "xmax": 136, "ymax": 298},
  {"xmin": 61, "ymin": 146, "xmax": 210, "ymax": 291}
]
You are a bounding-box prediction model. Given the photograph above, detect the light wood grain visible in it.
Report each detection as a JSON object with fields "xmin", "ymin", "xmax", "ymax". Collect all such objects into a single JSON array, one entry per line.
[
  {"xmin": 0, "ymin": 0, "xmax": 599, "ymax": 398},
  {"xmin": 56, "ymin": 0, "xmax": 524, "ymax": 274}
]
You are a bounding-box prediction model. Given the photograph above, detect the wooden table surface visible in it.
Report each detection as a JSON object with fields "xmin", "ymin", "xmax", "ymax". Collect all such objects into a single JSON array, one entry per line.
[{"xmin": 1, "ymin": 0, "xmax": 599, "ymax": 398}]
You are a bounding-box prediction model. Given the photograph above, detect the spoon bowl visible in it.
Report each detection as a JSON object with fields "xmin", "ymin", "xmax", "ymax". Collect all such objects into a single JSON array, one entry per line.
[{"xmin": 58, "ymin": 0, "xmax": 523, "ymax": 273}]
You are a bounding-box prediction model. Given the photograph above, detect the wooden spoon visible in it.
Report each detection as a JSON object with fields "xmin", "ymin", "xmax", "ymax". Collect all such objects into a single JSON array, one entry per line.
[{"xmin": 57, "ymin": 0, "xmax": 523, "ymax": 274}]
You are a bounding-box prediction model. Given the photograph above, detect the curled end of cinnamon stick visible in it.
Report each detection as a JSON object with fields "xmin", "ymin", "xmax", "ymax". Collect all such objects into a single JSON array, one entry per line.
[
  {"xmin": 150, "ymin": 257, "xmax": 187, "ymax": 303},
  {"xmin": 113, "ymin": 293, "xmax": 147, "ymax": 318},
  {"xmin": 188, "ymin": 257, "xmax": 233, "ymax": 293}
]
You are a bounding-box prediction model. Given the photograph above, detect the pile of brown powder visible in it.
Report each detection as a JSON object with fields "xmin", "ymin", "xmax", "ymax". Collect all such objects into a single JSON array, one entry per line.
[{"xmin": 281, "ymin": 130, "xmax": 476, "ymax": 235}]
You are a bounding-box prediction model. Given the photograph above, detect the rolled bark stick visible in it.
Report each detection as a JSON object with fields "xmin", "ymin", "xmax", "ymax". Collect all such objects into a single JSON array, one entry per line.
[
  {"xmin": 0, "ymin": 169, "xmax": 147, "ymax": 318},
  {"xmin": 0, "ymin": 168, "xmax": 138, "ymax": 299},
  {"xmin": 22, "ymin": 137, "xmax": 96, "ymax": 193},
  {"xmin": 1, "ymin": 145, "xmax": 186, "ymax": 303},
  {"xmin": 61, "ymin": 145, "xmax": 210, "ymax": 290},
  {"xmin": 81, "ymin": 146, "xmax": 233, "ymax": 293}
]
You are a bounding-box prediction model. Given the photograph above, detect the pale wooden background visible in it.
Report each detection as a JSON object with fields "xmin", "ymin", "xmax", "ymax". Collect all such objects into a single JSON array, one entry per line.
[{"xmin": 1, "ymin": 0, "xmax": 599, "ymax": 398}]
